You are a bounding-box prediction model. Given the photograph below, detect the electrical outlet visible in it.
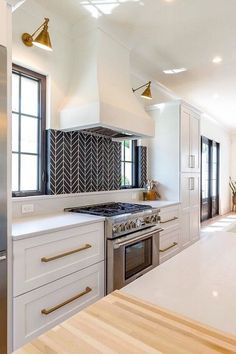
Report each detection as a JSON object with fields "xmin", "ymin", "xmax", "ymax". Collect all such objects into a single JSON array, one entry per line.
[{"xmin": 21, "ymin": 204, "xmax": 34, "ymax": 214}]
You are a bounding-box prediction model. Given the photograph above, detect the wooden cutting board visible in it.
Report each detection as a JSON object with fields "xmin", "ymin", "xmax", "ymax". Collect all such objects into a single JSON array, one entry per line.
[{"xmin": 14, "ymin": 290, "xmax": 236, "ymax": 354}]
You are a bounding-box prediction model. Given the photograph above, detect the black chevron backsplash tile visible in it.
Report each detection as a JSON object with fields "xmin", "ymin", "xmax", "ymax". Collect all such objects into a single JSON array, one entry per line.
[
  {"xmin": 46, "ymin": 129, "xmax": 122, "ymax": 195},
  {"xmin": 47, "ymin": 129, "xmax": 147, "ymax": 195},
  {"xmin": 136, "ymin": 146, "xmax": 147, "ymax": 188}
]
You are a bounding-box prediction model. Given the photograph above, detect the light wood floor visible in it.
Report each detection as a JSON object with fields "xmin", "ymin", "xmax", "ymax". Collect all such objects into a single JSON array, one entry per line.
[{"xmin": 201, "ymin": 212, "xmax": 236, "ymax": 234}]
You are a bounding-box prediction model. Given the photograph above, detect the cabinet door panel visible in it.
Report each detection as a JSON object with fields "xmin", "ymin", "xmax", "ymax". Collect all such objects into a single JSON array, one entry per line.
[
  {"xmin": 190, "ymin": 206, "xmax": 200, "ymax": 242},
  {"xmin": 181, "ymin": 107, "xmax": 191, "ymax": 172},
  {"xmin": 181, "ymin": 173, "xmax": 190, "ymax": 209},
  {"xmin": 190, "ymin": 174, "xmax": 200, "ymax": 208},
  {"xmin": 181, "ymin": 210, "xmax": 191, "ymax": 248},
  {"xmin": 190, "ymin": 114, "xmax": 200, "ymax": 172}
]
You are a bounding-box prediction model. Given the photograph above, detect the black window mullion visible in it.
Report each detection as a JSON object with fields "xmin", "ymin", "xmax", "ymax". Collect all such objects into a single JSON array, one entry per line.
[
  {"xmin": 12, "ymin": 64, "xmax": 46, "ymax": 197},
  {"xmin": 121, "ymin": 140, "xmax": 137, "ymax": 188},
  {"xmin": 37, "ymin": 80, "xmax": 41, "ymax": 191},
  {"xmin": 18, "ymin": 73, "xmax": 21, "ymax": 192}
]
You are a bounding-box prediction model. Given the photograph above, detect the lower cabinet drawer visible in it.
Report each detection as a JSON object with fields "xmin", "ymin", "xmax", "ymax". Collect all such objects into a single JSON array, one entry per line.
[
  {"xmin": 159, "ymin": 227, "xmax": 180, "ymax": 264},
  {"xmin": 13, "ymin": 261, "xmax": 104, "ymax": 350},
  {"xmin": 160, "ymin": 206, "xmax": 180, "ymax": 230},
  {"xmin": 13, "ymin": 222, "xmax": 104, "ymax": 296}
]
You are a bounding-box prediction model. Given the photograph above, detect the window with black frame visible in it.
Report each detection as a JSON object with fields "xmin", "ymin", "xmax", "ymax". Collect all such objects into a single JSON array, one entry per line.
[
  {"xmin": 12, "ymin": 65, "xmax": 46, "ymax": 197},
  {"xmin": 121, "ymin": 140, "xmax": 137, "ymax": 188}
]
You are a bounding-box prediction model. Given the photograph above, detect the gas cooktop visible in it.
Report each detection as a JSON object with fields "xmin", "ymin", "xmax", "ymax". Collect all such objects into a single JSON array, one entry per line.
[{"xmin": 65, "ymin": 202, "xmax": 152, "ymax": 217}]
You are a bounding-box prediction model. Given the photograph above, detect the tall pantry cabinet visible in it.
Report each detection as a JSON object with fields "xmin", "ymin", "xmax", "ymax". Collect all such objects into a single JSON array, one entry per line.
[{"xmin": 147, "ymin": 101, "xmax": 201, "ymax": 249}]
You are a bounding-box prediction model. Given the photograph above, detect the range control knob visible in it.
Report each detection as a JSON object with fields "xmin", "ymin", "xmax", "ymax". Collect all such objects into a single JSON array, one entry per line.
[
  {"xmin": 120, "ymin": 223, "xmax": 126, "ymax": 232},
  {"xmin": 125, "ymin": 222, "xmax": 131, "ymax": 230},
  {"xmin": 136, "ymin": 218, "xmax": 142, "ymax": 228},
  {"xmin": 144, "ymin": 216, "xmax": 152, "ymax": 224},
  {"xmin": 112, "ymin": 225, "xmax": 118, "ymax": 233}
]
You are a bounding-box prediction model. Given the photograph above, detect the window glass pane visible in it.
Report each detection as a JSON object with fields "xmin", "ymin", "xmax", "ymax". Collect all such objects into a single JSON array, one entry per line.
[
  {"xmin": 12, "ymin": 73, "xmax": 19, "ymax": 112},
  {"xmin": 121, "ymin": 162, "xmax": 125, "ymax": 185},
  {"xmin": 21, "ymin": 76, "xmax": 39, "ymax": 116},
  {"xmin": 201, "ymin": 142, "xmax": 209, "ymax": 199},
  {"xmin": 21, "ymin": 115, "xmax": 38, "ymax": 153},
  {"xmin": 12, "ymin": 114, "xmax": 19, "ymax": 152},
  {"xmin": 212, "ymin": 180, "xmax": 217, "ymax": 197},
  {"xmin": 212, "ymin": 144, "xmax": 217, "ymax": 163},
  {"xmin": 124, "ymin": 140, "xmax": 132, "ymax": 161},
  {"xmin": 124, "ymin": 162, "xmax": 132, "ymax": 186},
  {"xmin": 20, "ymin": 154, "xmax": 38, "ymax": 191},
  {"xmin": 12, "ymin": 153, "xmax": 19, "ymax": 192}
]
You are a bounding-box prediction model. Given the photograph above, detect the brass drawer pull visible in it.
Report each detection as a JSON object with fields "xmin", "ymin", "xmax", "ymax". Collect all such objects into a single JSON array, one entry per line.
[
  {"xmin": 160, "ymin": 217, "xmax": 178, "ymax": 224},
  {"xmin": 160, "ymin": 242, "xmax": 178, "ymax": 253},
  {"xmin": 41, "ymin": 287, "xmax": 92, "ymax": 315},
  {"xmin": 41, "ymin": 244, "xmax": 92, "ymax": 263}
]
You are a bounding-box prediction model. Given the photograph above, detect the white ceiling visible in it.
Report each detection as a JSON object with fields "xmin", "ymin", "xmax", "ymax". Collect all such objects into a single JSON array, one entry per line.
[{"xmin": 32, "ymin": 0, "xmax": 236, "ymax": 131}]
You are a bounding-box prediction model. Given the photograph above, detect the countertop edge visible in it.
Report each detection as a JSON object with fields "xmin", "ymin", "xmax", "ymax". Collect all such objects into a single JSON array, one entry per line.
[{"xmin": 12, "ymin": 216, "xmax": 105, "ymax": 241}]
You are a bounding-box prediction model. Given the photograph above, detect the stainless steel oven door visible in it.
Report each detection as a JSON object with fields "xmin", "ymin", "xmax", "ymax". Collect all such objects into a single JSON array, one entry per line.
[{"xmin": 106, "ymin": 226, "xmax": 161, "ymax": 294}]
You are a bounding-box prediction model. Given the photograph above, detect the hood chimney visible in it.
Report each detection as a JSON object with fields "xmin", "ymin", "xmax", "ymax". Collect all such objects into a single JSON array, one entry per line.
[{"xmin": 60, "ymin": 27, "xmax": 154, "ymax": 138}]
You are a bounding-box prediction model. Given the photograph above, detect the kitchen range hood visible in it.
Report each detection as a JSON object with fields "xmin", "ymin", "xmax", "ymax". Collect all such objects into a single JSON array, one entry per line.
[{"xmin": 60, "ymin": 27, "xmax": 154, "ymax": 138}]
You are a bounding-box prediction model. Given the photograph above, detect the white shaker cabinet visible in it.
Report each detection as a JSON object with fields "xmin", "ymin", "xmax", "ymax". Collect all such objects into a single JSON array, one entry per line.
[
  {"xmin": 13, "ymin": 221, "xmax": 105, "ymax": 350},
  {"xmin": 147, "ymin": 100, "xmax": 201, "ymax": 250},
  {"xmin": 181, "ymin": 173, "xmax": 200, "ymax": 248},
  {"xmin": 181, "ymin": 105, "xmax": 200, "ymax": 173},
  {"xmin": 159, "ymin": 205, "xmax": 181, "ymax": 263}
]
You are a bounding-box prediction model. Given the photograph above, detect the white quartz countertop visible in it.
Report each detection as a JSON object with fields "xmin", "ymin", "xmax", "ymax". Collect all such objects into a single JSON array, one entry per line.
[
  {"xmin": 12, "ymin": 200, "xmax": 178, "ymax": 240},
  {"xmin": 135, "ymin": 200, "xmax": 180, "ymax": 209},
  {"xmin": 123, "ymin": 231, "xmax": 236, "ymax": 336},
  {"xmin": 12, "ymin": 213, "xmax": 105, "ymax": 240}
]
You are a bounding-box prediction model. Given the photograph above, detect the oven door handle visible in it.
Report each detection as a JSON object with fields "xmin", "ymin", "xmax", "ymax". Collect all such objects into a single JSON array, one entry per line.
[{"xmin": 113, "ymin": 226, "xmax": 163, "ymax": 249}]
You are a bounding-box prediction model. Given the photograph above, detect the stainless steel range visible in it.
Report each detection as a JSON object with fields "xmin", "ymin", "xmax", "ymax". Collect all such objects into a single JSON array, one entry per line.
[{"xmin": 66, "ymin": 202, "xmax": 162, "ymax": 293}]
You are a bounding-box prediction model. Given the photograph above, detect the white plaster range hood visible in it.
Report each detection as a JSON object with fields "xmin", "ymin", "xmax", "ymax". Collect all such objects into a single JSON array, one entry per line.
[{"xmin": 60, "ymin": 27, "xmax": 155, "ymax": 138}]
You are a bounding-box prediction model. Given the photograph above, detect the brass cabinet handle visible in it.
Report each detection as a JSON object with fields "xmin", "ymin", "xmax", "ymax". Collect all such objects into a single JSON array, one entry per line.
[
  {"xmin": 160, "ymin": 242, "xmax": 178, "ymax": 253},
  {"xmin": 189, "ymin": 177, "xmax": 195, "ymax": 191},
  {"xmin": 41, "ymin": 287, "xmax": 92, "ymax": 315},
  {"xmin": 41, "ymin": 244, "xmax": 92, "ymax": 263},
  {"xmin": 160, "ymin": 217, "xmax": 178, "ymax": 224}
]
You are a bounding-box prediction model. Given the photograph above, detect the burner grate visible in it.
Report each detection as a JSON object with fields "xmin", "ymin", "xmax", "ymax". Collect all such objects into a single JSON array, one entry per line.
[{"xmin": 65, "ymin": 202, "xmax": 152, "ymax": 217}]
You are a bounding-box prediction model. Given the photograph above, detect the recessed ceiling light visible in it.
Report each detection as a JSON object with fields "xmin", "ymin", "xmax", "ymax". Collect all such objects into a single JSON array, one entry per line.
[
  {"xmin": 163, "ymin": 68, "xmax": 187, "ymax": 74},
  {"xmin": 212, "ymin": 56, "xmax": 222, "ymax": 64}
]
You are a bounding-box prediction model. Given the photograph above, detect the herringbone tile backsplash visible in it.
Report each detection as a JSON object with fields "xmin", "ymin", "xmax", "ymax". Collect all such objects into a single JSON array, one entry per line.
[{"xmin": 47, "ymin": 129, "xmax": 122, "ymax": 194}]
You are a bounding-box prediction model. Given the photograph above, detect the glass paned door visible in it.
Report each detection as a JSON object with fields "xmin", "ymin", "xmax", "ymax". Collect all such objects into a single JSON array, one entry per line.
[
  {"xmin": 201, "ymin": 137, "xmax": 219, "ymax": 222},
  {"xmin": 201, "ymin": 137, "xmax": 210, "ymax": 221},
  {"xmin": 211, "ymin": 142, "xmax": 219, "ymax": 217}
]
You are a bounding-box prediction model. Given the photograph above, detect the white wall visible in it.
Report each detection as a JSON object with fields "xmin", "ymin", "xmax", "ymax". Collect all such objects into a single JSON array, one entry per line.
[
  {"xmin": 12, "ymin": 0, "xmax": 72, "ymax": 129},
  {"xmin": 230, "ymin": 135, "xmax": 236, "ymax": 182},
  {"xmin": 12, "ymin": 0, "xmax": 178, "ymax": 131},
  {"xmin": 201, "ymin": 114, "xmax": 231, "ymax": 215}
]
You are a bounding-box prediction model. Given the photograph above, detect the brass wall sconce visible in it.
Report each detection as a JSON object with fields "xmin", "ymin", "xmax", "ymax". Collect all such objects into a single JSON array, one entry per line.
[
  {"xmin": 132, "ymin": 81, "xmax": 152, "ymax": 100},
  {"xmin": 22, "ymin": 17, "xmax": 52, "ymax": 51}
]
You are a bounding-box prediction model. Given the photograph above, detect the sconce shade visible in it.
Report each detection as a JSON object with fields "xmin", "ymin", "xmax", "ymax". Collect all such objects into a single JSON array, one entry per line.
[
  {"xmin": 32, "ymin": 27, "xmax": 52, "ymax": 51},
  {"xmin": 22, "ymin": 18, "xmax": 52, "ymax": 51},
  {"xmin": 132, "ymin": 81, "xmax": 152, "ymax": 100},
  {"xmin": 141, "ymin": 82, "xmax": 152, "ymax": 99}
]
